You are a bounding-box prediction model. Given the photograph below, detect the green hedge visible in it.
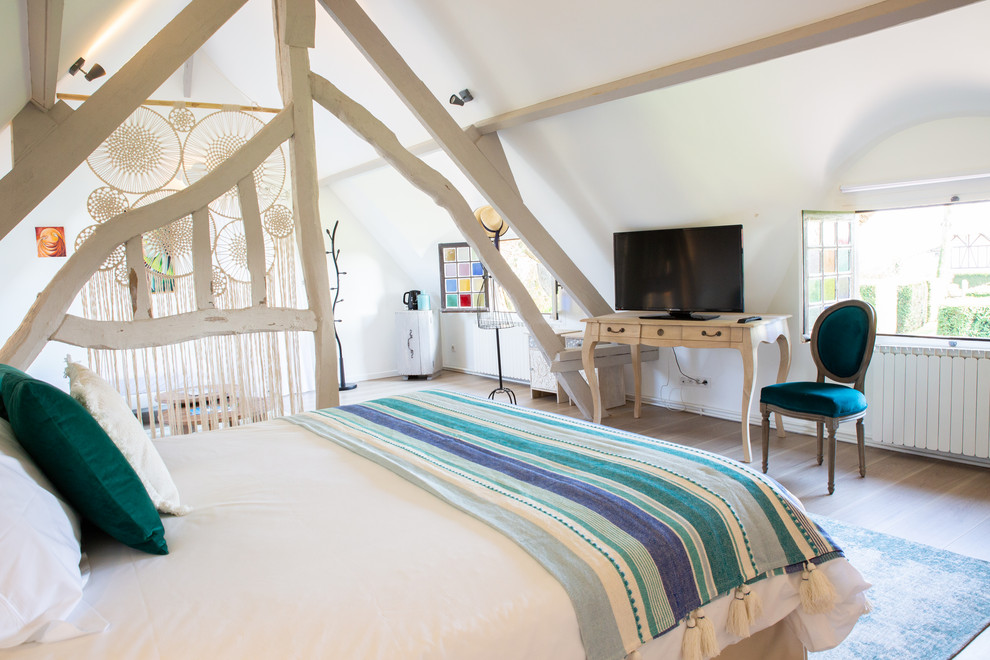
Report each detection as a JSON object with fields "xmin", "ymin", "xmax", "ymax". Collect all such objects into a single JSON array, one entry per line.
[
  {"xmin": 952, "ymin": 273, "xmax": 990, "ymax": 288},
  {"xmin": 860, "ymin": 285, "xmax": 876, "ymax": 309},
  {"xmin": 896, "ymin": 283, "xmax": 929, "ymax": 334},
  {"xmin": 937, "ymin": 305, "xmax": 990, "ymax": 338}
]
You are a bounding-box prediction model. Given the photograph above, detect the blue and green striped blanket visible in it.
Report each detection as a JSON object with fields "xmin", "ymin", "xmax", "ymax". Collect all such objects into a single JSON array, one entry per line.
[{"xmin": 287, "ymin": 390, "xmax": 840, "ymax": 660}]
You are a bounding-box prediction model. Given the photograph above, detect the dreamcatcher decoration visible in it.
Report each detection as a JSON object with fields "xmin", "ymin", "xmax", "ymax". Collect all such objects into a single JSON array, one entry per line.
[
  {"xmin": 75, "ymin": 225, "xmax": 126, "ymax": 271},
  {"xmin": 168, "ymin": 105, "xmax": 196, "ymax": 133},
  {"xmin": 87, "ymin": 107, "xmax": 181, "ymax": 194},
  {"xmin": 87, "ymin": 187, "xmax": 129, "ymax": 223},
  {"xmin": 214, "ymin": 219, "xmax": 276, "ymax": 283},
  {"xmin": 132, "ymin": 189, "xmax": 217, "ymax": 286},
  {"xmin": 263, "ymin": 204, "xmax": 295, "ymax": 239},
  {"xmin": 77, "ymin": 104, "xmax": 304, "ymax": 438},
  {"xmin": 182, "ymin": 110, "xmax": 286, "ymax": 219}
]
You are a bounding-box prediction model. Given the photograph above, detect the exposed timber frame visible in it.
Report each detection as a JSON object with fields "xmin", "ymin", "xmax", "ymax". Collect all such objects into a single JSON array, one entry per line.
[
  {"xmin": 0, "ymin": 0, "xmax": 342, "ymax": 411},
  {"xmin": 0, "ymin": 110, "xmax": 295, "ymax": 368},
  {"xmin": 274, "ymin": 0, "xmax": 340, "ymax": 409},
  {"xmin": 475, "ymin": 0, "xmax": 982, "ymax": 134},
  {"xmin": 27, "ymin": 0, "xmax": 63, "ymax": 111},
  {"xmin": 0, "ymin": 0, "xmax": 250, "ymax": 244}
]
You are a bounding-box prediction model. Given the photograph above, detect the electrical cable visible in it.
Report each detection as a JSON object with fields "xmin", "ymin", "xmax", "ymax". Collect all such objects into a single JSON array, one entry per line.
[{"xmin": 671, "ymin": 347, "xmax": 708, "ymax": 386}]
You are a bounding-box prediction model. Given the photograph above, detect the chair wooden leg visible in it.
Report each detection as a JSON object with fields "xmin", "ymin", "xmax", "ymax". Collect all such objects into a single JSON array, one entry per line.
[
  {"xmin": 857, "ymin": 418, "xmax": 866, "ymax": 477},
  {"xmin": 816, "ymin": 422, "xmax": 824, "ymax": 466},
  {"xmin": 761, "ymin": 405, "xmax": 771, "ymax": 474},
  {"xmin": 826, "ymin": 422, "xmax": 837, "ymax": 495}
]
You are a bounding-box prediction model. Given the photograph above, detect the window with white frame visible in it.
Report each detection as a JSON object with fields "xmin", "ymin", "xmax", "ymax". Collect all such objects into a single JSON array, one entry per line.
[{"xmin": 802, "ymin": 201, "xmax": 990, "ymax": 339}]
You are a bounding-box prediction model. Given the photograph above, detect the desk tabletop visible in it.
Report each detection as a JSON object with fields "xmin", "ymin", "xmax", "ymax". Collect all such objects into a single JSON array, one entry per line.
[{"xmin": 581, "ymin": 312, "xmax": 790, "ymax": 326}]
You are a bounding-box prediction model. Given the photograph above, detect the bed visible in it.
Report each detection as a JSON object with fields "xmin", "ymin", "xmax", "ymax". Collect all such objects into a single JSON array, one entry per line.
[{"xmin": 1, "ymin": 382, "xmax": 868, "ymax": 660}]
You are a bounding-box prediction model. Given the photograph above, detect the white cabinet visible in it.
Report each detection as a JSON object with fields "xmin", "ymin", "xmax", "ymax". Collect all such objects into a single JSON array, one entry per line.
[{"xmin": 396, "ymin": 310, "xmax": 441, "ymax": 379}]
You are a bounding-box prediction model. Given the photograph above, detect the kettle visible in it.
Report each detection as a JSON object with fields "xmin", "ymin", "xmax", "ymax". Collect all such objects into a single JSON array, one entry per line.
[{"xmin": 403, "ymin": 290, "xmax": 421, "ymax": 310}]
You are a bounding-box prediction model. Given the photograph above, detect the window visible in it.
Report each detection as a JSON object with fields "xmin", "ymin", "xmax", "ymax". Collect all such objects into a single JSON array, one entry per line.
[
  {"xmin": 438, "ymin": 242, "xmax": 488, "ymax": 312},
  {"xmin": 803, "ymin": 201, "xmax": 990, "ymax": 339},
  {"xmin": 497, "ymin": 237, "xmax": 558, "ymax": 317},
  {"xmin": 437, "ymin": 238, "xmax": 558, "ymax": 317}
]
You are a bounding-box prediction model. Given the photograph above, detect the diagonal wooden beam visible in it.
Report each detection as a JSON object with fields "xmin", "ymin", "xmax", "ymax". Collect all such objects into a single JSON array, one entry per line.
[
  {"xmin": 27, "ymin": 0, "xmax": 63, "ymax": 111},
  {"xmin": 317, "ymin": 0, "xmax": 613, "ymax": 321},
  {"xmin": 474, "ymin": 0, "xmax": 982, "ymax": 134},
  {"xmin": 310, "ymin": 72, "xmax": 596, "ymax": 419},
  {"xmin": 0, "ymin": 0, "xmax": 249, "ymax": 244}
]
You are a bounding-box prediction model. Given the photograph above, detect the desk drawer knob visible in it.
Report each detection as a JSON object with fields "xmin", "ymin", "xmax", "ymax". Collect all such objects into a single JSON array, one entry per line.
[
  {"xmin": 606, "ymin": 326, "xmax": 625, "ymax": 333},
  {"xmin": 656, "ymin": 328, "xmax": 664, "ymax": 336},
  {"xmin": 702, "ymin": 330, "xmax": 722, "ymax": 337}
]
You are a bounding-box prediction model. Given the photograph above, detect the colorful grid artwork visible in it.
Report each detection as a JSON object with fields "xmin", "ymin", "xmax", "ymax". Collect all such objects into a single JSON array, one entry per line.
[{"xmin": 438, "ymin": 242, "xmax": 488, "ymax": 312}]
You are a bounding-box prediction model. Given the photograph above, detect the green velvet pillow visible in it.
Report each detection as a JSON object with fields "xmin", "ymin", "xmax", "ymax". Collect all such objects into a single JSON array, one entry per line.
[{"xmin": 0, "ymin": 364, "xmax": 167, "ymax": 555}]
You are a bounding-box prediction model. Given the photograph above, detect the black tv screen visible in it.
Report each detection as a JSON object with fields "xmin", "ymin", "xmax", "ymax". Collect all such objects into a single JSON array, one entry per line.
[{"xmin": 613, "ymin": 224, "xmax": 744, "ymax": 319}]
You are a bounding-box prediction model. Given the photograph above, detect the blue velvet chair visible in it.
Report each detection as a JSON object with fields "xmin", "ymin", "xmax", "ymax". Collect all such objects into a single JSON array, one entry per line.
[{"xmin": 760, "ymin": 299, "xmax": 877, "ymax": 494}]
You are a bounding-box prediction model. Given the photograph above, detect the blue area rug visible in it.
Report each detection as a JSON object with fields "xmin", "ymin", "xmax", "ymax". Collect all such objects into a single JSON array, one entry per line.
[{"xmin": 810, "ymin": 515, "xmax": 990, "ymax": 659}]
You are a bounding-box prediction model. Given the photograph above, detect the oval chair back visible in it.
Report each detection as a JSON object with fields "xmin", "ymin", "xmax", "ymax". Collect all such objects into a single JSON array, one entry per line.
[{"xmin": 810, "ymin": 299, "xmax": 877, "ymax": 391}]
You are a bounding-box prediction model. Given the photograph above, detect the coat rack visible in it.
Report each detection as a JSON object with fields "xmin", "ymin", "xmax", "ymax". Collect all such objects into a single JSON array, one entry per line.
[{"xmin": 326, "ymin": 221, "xmax": 357, "ymax": 391}]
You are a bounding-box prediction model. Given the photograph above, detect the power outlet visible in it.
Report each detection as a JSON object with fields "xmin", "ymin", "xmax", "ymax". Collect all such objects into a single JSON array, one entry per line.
[{"xmin": 679, "ymin": 376, "xmax": 710, "ymax": 387}]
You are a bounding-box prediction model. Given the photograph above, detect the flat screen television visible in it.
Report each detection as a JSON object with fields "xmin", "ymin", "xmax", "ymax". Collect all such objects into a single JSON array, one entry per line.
[{"xmin": 613, "ymin": 224, "xmax": 744, "ymax": 320}]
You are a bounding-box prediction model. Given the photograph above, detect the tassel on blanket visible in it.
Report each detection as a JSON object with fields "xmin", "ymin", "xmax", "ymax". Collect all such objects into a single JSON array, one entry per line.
[
  {"xmin": 745, "ymin": 584, "xmax": 763, "ymax": 623},
  {"xmin": 727, "ymin": 587, "xmax": 751, "ymax": 638},
  {"xmin": 800, "ymin": 561, "xmax": 837, "ymax": 614},
  {"xmin": 863, "ymin": 596, "xmax": 874, "ymax": 614},
  {"xmin": 682, "ymin": 608, "xmax": 720, "ymax": 660}
]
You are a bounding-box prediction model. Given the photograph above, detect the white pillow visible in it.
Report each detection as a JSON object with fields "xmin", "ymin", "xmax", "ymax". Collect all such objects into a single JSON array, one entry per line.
[
  {"xmin": 0, "ymin": 419, "xmax": 87, "ymax": 647},
  {"xmin": 64, "ymin": 359, "xmax": 190, "ymax": 516}
]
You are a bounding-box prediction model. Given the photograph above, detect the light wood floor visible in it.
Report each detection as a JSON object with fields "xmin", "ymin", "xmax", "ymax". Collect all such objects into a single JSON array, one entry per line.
[{"xmin": 340, "ymin": 370, "xmax": 990, "ymax": 657}]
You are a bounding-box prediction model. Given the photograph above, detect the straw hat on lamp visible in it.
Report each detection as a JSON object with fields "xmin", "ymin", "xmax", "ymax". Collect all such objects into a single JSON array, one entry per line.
[{"xmin": 474, "ymin": 205, "xmax": 508, "ymax": 237}]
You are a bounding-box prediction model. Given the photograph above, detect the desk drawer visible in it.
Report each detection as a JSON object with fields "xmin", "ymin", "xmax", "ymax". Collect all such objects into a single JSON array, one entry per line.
[
  {"xmin": 641, "ymin": 325, "xmax": 681, "ymax": 341},
  {"xmin": 599, "ymin": 322, "xmax": 641, "ymax": 340},
  {"xmin": 682, "ymin": 326, "xmax": 732, "ymax": 344}
]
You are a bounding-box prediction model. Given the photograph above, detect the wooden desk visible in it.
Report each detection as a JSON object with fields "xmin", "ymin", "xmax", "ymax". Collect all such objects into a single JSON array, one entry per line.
[{"xmin": 581, "ymin": 313, "xmax": 791, "ymax": 463}]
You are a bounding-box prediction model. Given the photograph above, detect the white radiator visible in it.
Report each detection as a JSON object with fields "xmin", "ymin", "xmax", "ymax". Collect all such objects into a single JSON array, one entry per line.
[
  {"xmin": 471, "ymin": 326, "xmax": 530, "ymax": 382},
  {"xmin": 866, "ymin": 344, "xmax": 990, "ymax": 462}
]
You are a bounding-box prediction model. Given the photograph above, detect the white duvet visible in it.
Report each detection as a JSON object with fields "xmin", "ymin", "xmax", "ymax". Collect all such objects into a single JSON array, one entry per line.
[{"xmin": 3, "ymin": 419, "xmax": 868, "ymax": 659}]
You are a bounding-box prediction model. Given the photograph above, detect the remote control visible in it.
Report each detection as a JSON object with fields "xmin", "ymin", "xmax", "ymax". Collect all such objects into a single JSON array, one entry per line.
[{"xmin": 737, "ymin": 316, "xmax": 761, "ymax": 323}]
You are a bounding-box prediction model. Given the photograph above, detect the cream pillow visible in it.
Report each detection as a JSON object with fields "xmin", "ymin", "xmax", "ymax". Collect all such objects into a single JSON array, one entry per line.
[{"xmin": 64, "ymin": 359, "xmax": 190, "ymax": 516}]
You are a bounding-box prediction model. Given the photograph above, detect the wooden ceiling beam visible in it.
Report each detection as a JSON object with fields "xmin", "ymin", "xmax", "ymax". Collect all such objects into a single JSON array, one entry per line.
[
  {"xmin": 317, "ymin": 0, "xmax": 613, "ymax": 321},
  {"xmin": 475, "ymin": 0, "xmax": 982, "ymax": 134},
  {"xmin": 0, "ymin": 0, "xmax": 250, "ymax": 244},
  {"xmin": 27, "ymin": 0, "xmax": 64, "ymax": 111}
]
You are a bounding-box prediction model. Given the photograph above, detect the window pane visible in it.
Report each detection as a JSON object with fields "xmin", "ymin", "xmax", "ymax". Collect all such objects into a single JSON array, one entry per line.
[
  {"xmin": 807, "ymin": 249, "xmax": 822, "ymax": 275},
  {"xmin": 808, "ymin": 279, "xmax": 822, "ymax": 304},
  {"xmin": 823, "ymin": 248, "xmax": 837, "ymax": 274},
  {"xmin": 837, "ymin": 248, "xmax": 851, "ymax": 273},
  {"xmin": 823, "ymin": 277, "xmax": 836, "ymax": 302},
  {"xmin": 837, "ymin": 221, "xmax": 851, "ymax": 246},
  {"xmin": 837, "ymin": 276, "xmax": 851, "ymax": 299},
  {"xmin": 807, "ymin": 220, "xmax": 821, "ymax": 247},
  {"xmin": 822, "ymin": 220, "xmax": 836, "ymax": 246}
]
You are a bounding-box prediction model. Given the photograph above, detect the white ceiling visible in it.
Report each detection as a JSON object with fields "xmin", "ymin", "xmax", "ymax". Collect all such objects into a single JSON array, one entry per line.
[{"xmin": 4, "ymin": 0, "xmax": 937, "ymax": 180}]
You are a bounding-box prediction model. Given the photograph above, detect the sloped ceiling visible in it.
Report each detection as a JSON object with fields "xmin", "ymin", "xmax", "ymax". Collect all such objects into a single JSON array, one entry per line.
[
  {"xmin": 3, "ymin": 0, "xmax": 952, "ymax": 177},
  {"xmin": 4, "ymin": 0, "xmax": 990, "ymax": 309}
]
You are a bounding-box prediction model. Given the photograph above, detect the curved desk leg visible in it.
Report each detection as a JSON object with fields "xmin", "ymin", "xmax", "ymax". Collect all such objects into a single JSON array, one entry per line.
[
  {"xmin": 582, "ymin": 336, "xmax": 603, "ymax": 424},
  {"xmin": 740, "ymin": 335, "xmax": 758, "ymax": 463},
  {"xmin": 631, "ymin": 344, "xmax": 642, "ymax": 419},
  {"xmin": 774, "ymin": 325, "xmax": 792, "ymax": 438}
]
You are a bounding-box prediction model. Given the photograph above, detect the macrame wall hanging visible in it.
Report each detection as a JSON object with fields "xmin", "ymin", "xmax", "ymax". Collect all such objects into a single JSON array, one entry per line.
[{"xmin": 75, "ymin": 102, "xmax": 306, "ymax": 437}]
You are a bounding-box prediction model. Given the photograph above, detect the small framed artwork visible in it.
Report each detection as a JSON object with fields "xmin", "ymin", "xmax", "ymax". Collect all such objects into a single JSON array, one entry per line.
[
  {"xmin": 438, "ymin": 242, "xmax": 489, "ymax": 312},
  {"xmin": 36, "ymin": 227, "xmax": 67, "ymax": 257}
]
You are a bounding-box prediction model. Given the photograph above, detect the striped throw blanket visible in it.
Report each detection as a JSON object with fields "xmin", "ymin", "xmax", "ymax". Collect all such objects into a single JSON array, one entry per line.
[{"xmin": 287, "ymin": 390, "xmax": 841, "ymax": 660}]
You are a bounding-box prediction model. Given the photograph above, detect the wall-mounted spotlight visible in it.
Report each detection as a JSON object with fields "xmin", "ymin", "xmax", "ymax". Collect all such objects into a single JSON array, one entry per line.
[
  {"xmin": 68, "ymin": 57, "xmax": 106, "ymax": 82},
  {"xmin": 448, "ymin": 89, "xmax": 474, "ymax": 106}
]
